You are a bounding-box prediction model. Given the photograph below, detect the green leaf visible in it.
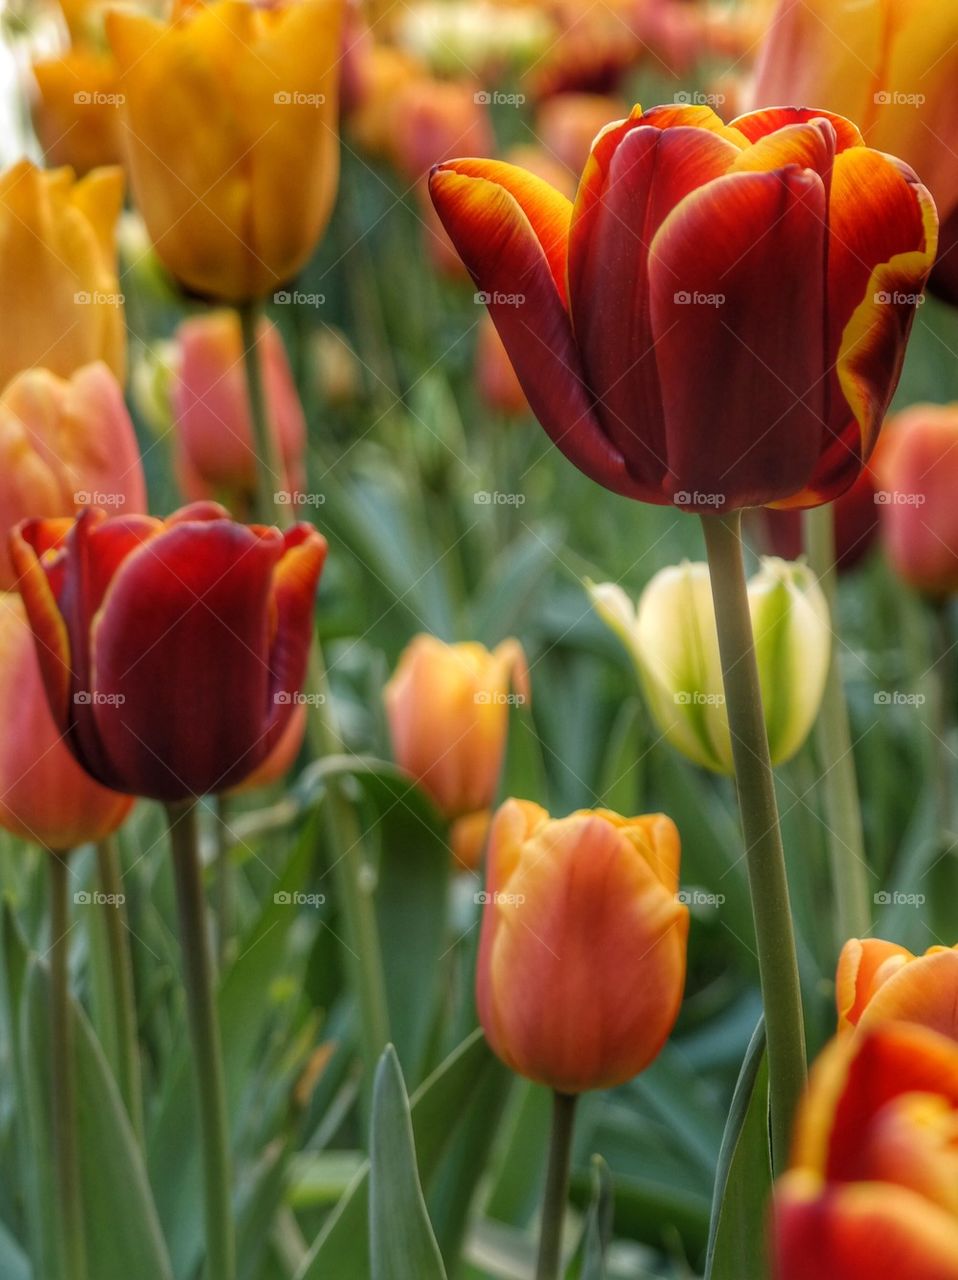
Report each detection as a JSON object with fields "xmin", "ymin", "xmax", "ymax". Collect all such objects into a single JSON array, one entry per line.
[
  {"xmin": 577, "ymin": 1156, "xmax": 613, "ymax": 1280},
  {"xmin": 295, "ymin": 1030, "xmax": 496, "ymax": 1280},
  {"xmin": 0, "ymin": 1219, "xmax": 30, "ymax": 1280},
  {"xmin": 705, "ymin": 1017, "xmax": 771, "ymax": 1280},
  {"xmin": 22, "ymin": 960, "xmax": 174, "ymax": 1280},
  {"xmin": 369, "ymin": 1046, "xmax": 447, "ymax": 1280}
]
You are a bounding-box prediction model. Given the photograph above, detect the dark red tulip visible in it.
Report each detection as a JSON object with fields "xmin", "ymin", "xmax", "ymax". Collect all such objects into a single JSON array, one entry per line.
[
  {"xmin": 429, "ymin": 104, "xmax": 938, "ymax": 512},
  {"xmin": 758, "ymin": 467, "xmax": 880, "ymax": 571},
  {"xmin": 10, "ymin": 502, "xmax": 326, "ymax": 801}
]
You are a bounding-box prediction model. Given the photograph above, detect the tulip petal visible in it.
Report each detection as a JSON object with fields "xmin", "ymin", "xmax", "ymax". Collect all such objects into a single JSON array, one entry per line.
[
  {"xmin": 429, "ymin": 162, "xmax": 646, "ymax": 498},
  {"xmin": 857, "ymin": 947, "xmax": 958, "ymax": 1041},
  {"xmin": 774, "ymin": 1172, "xmax": 958, "ymax": 1280},
  {"xmin": 648, "ymin": 167, "xmax": 827, "ymax": 508},
  {"xmin": 87, "ymin": 518, "xmax": 286, "ymax": 799},
  {"xmin": 8, "ymin": 519, "xmax": 74, "ymax": 730},
  {"xmin": 732, "ymin": 106, "xmax": 863, "ymax": 152},
  {"xmin": 730, "ymin": 118, "xmax": 836, "ymax": 178},
  {"xmin": 568, "ymin": 125, "xmax": 739, "ymax": 488},
  {"xmin": 632, "ymin": 103, "xmax": 748, "ymax": 147},
  {"xmin": 265, "ymin": 523, "xmax": 326, "ymax": 746},
  {"xmin": 835, "ymin": 937, "xmax": 913, "ymax": 1030}
]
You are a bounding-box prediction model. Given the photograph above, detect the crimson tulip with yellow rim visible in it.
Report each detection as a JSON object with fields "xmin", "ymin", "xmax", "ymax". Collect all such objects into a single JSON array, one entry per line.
[
  {"xmin": 429, "ymin": 103, "xmax": 937, "ymax": 511},
  {"xmin": 10, "ymin": 502, "xmax": 326, "ymax": 802}
]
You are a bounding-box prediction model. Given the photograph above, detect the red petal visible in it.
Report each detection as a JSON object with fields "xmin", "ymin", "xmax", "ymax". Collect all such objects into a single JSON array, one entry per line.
[
  {"xmin": 567, "ymin": 125, "xmax": 738, "ymax": 489},
  {"xmin": 648, "ymin": 166, "xmax": 827, "ymax": 508},
  {"xmin": 8, "ymin": 518, "xmax": 75, "ymax": 730},
  {"xmin": 732, "ymin": 106, "xmax": 863, "ymax": 152},
  {"xmin": 265, "ymin": 523, "xmax": 326, "ymax": 747}
]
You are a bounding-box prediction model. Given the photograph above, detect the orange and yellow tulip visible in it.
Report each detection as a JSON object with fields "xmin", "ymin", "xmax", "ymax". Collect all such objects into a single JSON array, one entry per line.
[
  {"xmin": 836, "ymin": 937, "xmax": 958, "ymax": 1041},
  {"xmin": 32, "ymin": 48, "xmax": 124, "ymax": 175},
  {"xmin": 753, "ymin": 0, "xmax": 958, "ymax": 302},
  {"xmin": 0, "ymin": 593, "xmax": 133, "ymax": 851},
  {"xmin": 773, "ymin": 1021, "xmax": 958, "ymax": 1279},
  {"xmin": 476, "ymin": 799, "xmax": 688, "ymax": 1092},
  {"xmin": 0, "ymin": 160, "xmax": 125, "ymax": 389},
  {"xmin": 429, "ymin": 104, "xmax": 937, "ymax": 511},
  {"xmin": 871, "ymin": 404, "xmax": 958, "ymax": 596},
  {"xmin": 384, "ymin": 635, "xmax": 528, "ymax": 868},
  {"xmin": 0, "ymin": 361, "xmax": 146, "ymax": 588},
  {"xmin": 106, "ymin": 0, "xmax": 344, "ymax": 302}
]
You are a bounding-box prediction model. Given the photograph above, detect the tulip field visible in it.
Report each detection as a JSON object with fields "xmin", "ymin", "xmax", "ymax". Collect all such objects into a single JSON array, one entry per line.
[{"xmin": 2, "ymin": 1, "xmax": 958, "ymax": 1279}]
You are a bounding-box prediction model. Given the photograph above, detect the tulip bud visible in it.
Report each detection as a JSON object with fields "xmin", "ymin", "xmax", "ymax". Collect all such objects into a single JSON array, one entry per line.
[
  {"xmin": 836, "ymin": 937, "xmax": 958, "ymax": 1040},
  {"xmin": 384, "ymin": 635, "xmax": 528, "ymax": 868},
  {"xmin": 588, "ymin": 557, "xmax": 830, "ymax": 773},
  {"xmin": 477, "ymin": 799, "xmax": 688, "ymax": 1092},
  {"xmin": 171, "ymin": 310, "xmax": 307, "ymax": 517},
  {"xmin": 871, "ymin": 403, "xmax": 958, "ymax": 596},
  {"xmin": 0, "ymin": 361, "xmax": 147, "ymax": 589},
  {"xmin": 0, "ymin": 593, "xmax": 133, "ymax": 850}
]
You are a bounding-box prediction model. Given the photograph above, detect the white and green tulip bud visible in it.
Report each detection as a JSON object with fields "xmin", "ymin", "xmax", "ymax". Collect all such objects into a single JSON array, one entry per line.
[{"xmin": 588, "ymin": 558, "xmax": 830, "ymax": 775}]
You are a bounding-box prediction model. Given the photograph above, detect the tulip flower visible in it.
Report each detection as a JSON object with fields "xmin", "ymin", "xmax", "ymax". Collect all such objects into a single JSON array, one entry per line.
[
  {"xmin": 836, "ymin": 938, "xmax": 958, "ymax": 1041},
  {"xmin": 535, "ymin": 92, "xmax": 630, "ymax": 176},
  {"xmin": 0, "ymin": 361, "xmax": 146, "ymax": 589},
  {"xmin": 476, "ymin": 798, "xmax": 688, "ymax": 1092},
  {"xmin": 773, "ymin": 1022, "xmax": 958, "ymax": 1279},
  {"xmin": 171, "ymin": 310, "xmax": 307, "ymax": 515},
  {"xmin": 32, "ymin": 48, "xmax": 124, "ymax": 175},
  {"xmin": 758, "ymin": 467, "xmax": 879, "ymax": 572},
  {"xmin": 753, "ymin": 0, "xmax": 958, "ymax": 302},
  {"xmin": 589, "ymin": 557, "xmax": 830, "ymax": 773},
  {"xmin": 0, "ymin": 160, "xmax": 125, "ymax": 388},
  {"xmin": 0, "ymin": 593, "xmax": 133, "ymax": 850},
  {"xmin": 429, "ymin": 103, "xmax": 937, "ymax": 511},
  {"xmin": 384, "ymin": 634, "xmax": 528, "ymax": 869},
  {"xmin": 871, "ymin": 403, "xmax": 958, "ymax": 596},
  {"xmin": 10, "ymin": 502, "xmax": 327, "ymax": 802},
  {"xmin": 106, "ymin": 0, "xmax": 344, "ymax": 302}
]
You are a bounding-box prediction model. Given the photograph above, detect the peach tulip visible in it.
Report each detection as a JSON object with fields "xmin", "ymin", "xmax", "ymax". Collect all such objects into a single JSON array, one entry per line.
[{"xmin": 836, "ymin": 938, "xmax": 958, "ymax": 1041}]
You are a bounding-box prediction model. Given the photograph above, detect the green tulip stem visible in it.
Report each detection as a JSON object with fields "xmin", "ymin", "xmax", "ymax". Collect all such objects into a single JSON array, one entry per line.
[
  {"xmin": 166, "ymin": 800, "xmax": 236, "ymax": 1280},
  {"xmin": 701, "ymin": 510, "xmax": 807, "ymax": 1173},
  {"xmin": 95, "ymin": 837, "xmax": 145, "ymax": 1145},
  {"xmin": 803, "ymin": 504, "xmax": 872, "ymax": 945},
  {"xmin": 536, "ymin": 1092, "xmax": 578, "ymax": 1280},
  {"xmin": 49, "ymin": 851, "xmax": 87, "ymax": 1280},
  {"xmin": 213, "ymin": 794, "xmax": 234, "ymax": 969},
  {"xmin": 238, "ymin": 300, "xmax": 287, "ymax": 527}
]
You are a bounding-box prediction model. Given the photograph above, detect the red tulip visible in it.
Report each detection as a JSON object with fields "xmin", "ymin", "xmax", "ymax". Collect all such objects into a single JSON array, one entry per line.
[
  {"xmin": 429, "ymin": 103, "xmax": 937, "ymax": 511},
  {"xmin": 758, "ymin": 467, "xmax": 879, "ymax": 571},
  {"xmin": 773, "ymin": 1022, "xmax": 958, "ymax": 1279},
  {"xmin": 10, "ymin": 503, "xmax": 326, "ymax": 802},
  {"xmin": 0, "ymin": 593, "xmax": 133, "ymax": 850}
]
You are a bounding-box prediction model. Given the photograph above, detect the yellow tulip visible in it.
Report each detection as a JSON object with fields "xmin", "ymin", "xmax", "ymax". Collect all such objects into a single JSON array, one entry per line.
[
  {"xmin": 0, "ymin": 160, "xmax": 125, "ymax": 389},
  {"xmin": 106, "ymin": 0, "xmax": 344, "ymax": 302}
]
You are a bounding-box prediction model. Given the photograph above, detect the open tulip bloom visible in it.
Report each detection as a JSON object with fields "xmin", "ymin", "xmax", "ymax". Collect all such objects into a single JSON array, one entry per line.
[{"xmin": 429, "ymin": 103, "xmax": 937, "ymax": 511}]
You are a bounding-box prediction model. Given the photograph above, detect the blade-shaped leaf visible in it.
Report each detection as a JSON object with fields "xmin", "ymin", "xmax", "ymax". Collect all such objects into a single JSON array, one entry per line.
[{"xmin": 578, "ymin": 1156, "xmax": 613, "ymax": 1280}]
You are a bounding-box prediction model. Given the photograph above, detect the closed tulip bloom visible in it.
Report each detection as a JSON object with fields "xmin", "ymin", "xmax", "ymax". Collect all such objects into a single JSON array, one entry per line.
[
  {"xmin": 384, "ymin": 635, "xmax": 528, "ymax": 865},
  {"xmin": 773, "ymin": 1022, "xmax": 958, "ymax": 1279},
  {"xmin": 10, "ymin": 503, "xmax": 326, "ymax": 802},
  {"xmin": 230, "ymin": 705, "xmax": 307, "ymax": 794},
  {"xmin": 0, "ymin": 160, "xmax": 125, "ymax": 388},
  {"xmin": 172, "ymin": 311, "xmax": 307, "ymax": 514},
  {"xmin": 0, "ymin": 593, "xmax": 133, "ymax": 850},
  {"xmin": 871, "ymin": 404, "xmax": 958, "ymax": 596},
  {"xmin": 106, "ymin": 0, "xmax": 344, "ymax": 302},
  {"xmin": 589, "ymin": 557, "xmax": 830, "ymax": 773},
  {"xmin": 836, "ymin": 938, "xmax": 958, "ymax": 1041},
  {"xmin": 477, "ymin": 799, "xmax": 688, "ymax": 1092},
  {"xmin": 0, "ymin": 361, "xmax": 147, "ymax": 588},
  {"xmin": 32, "ymin": 48, "xmax": 123, "ymax": 174},
  {"xmin": 430, "ymin": 104, "xmax": 937, "ymax": 511},
  {"xmin": 753, "ymin": 0, "xmax": 958, "ymax": 302},
  {"xmin": 759, "ymin": 466, "xmax": 879, "ymax": 572}
]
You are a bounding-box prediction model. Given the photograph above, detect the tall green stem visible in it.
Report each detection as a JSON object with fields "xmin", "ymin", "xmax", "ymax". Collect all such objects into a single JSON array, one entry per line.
[
  {"xmin": 167, "ymin": 801, "xmax": 235, "ymax": 1280},
  {"xmin": 213, "ymin": 795, "xmax": 234, "ymax": 969},
  {"xmin": 49, "ymin": 852, "xmax": 86, "ymax": 1280},
  {"xmin": 803, "ymin": 505, "xmax": 872, "ymax": 945},
  {"xmin": 535, "ymin": 1092, "xmax": 578, "ymax": 1280},
  {"xmin": 701, "ymin": 511, "xmax": 806, "ymax": 1172},
  {"xmin": 238, "ymin": 301, "xmax": 284, "ymax": 525},
  {"xmin": 96, "ymin": 838, "xmax": 144, "ymax": 1144}
]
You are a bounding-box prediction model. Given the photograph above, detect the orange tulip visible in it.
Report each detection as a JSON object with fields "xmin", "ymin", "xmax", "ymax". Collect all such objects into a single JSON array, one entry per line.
[
  {"xmin": 476, "ymin": 799, "xmax": 688, "ymax": 1092},
  {"xmin": 0, "ymin": 160, "xmax": 125, "ymax": 389},
  {"xmin": 773, "ymin": 1022, "xmax": 958, "ymax": 1279},
  {"xmin": 32, "ymin": 47, "xmax": 124, "ymax": 174},
  {"xmin": 384, "ymin": 635, "xmax": 528, "ymax": 868},
  {"xmin": 0, "ymin": 593, "xmax": 132, "ymax": 851},
  {"xmin": 430, "ymin": 104, "xmax": 937, "ymax": 511},
  {"xmin": 171, "ymin": 310, "xmax": 306, "ymax": 516},
  {"xmin": 836, "ymin": 938, "xmax": 958, "ymax": 1041},
  {"xmin": 0, "ymin": 361, "xmax": 146, "ymax": 589},
  {"xmin": 871, "ymin": 404, "xmax": 958, "ymax": 596},
  {"xmin": 106, "ymin": 0, "xmax": 344, "ymax": 302}
]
